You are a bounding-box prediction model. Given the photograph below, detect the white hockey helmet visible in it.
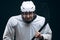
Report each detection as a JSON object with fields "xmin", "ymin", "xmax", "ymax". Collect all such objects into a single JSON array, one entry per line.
[{"xmin": 21, "ymin": 1, "xmax": 35, "ymax": 12}]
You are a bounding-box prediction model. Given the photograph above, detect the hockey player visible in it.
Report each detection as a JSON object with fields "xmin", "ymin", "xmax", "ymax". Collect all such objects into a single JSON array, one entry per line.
[{"xmin": 3, "ymin": 1, "xmax": 52, "ymax": 40}]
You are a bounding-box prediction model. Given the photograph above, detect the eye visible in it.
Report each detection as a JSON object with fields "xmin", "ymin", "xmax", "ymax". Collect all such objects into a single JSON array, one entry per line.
[{"xmin": 29, "ymin": 12, "xmax": 32, "ymax": 13}]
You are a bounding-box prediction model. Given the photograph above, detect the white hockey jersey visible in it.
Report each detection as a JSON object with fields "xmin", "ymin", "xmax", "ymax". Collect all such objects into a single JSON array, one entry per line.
[{"xmin": 3, "ymin": 15, "xmax": 52, "ymax": 40}]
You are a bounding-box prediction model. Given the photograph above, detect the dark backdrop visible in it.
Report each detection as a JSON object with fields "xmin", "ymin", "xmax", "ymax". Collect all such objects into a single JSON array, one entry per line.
[{"xmin": 0, "ymin": 0, "xmax": 58, "ymax": 40}]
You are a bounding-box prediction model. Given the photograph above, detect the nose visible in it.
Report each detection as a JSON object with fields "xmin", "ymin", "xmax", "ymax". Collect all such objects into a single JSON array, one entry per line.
[{"xmin": 27, "ymin": 15, "xmax": 30, "ymax": 18}]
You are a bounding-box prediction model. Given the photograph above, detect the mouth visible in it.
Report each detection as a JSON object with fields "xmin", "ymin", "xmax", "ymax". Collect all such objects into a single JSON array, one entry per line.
[{"xmin": 25, "ymin": 18, "xmax": 32, "ymax": 21}]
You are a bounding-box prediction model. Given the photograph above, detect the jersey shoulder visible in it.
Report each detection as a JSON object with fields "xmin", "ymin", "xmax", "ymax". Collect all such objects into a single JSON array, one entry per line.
[
  {"xmin": 8, "ymin": 15, "xmax": 22, "ymax": 26},
  {"xmin": 36, "ymin": 15, "xmax": 46, "ymax": 26}
]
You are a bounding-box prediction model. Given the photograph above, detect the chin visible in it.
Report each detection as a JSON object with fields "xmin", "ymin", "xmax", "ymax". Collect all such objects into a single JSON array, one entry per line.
[{"xmin": 24, "ymin": 20, "xmax": 33, "ymax": 24}]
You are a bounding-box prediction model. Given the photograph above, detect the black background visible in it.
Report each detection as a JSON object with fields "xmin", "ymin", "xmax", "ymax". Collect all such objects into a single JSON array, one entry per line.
[{"xmin": 0, "ymin": 0, "xmax": 58, "ymax": 40}]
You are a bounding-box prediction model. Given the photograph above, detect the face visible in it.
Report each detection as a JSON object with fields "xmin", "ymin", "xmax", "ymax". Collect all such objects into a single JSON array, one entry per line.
[{"xmin": 22, "ymin": 12, "xmax": 35, "ymax": 22}]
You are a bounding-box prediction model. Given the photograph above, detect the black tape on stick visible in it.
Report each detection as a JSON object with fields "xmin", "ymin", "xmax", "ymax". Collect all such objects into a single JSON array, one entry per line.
[{"xmin": 32, "ymin": 19, "xmax": 47, "ymax": 40}]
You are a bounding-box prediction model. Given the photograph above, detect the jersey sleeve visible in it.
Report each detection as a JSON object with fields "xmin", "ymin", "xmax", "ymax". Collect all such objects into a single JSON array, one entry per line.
[
  {"xmin": 41, "ymin": 23, "xmax": 52, "ymax": 40},
  {"xmin": 3, "ymin": 17, "xmax": 16, "ymax": 40}
]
